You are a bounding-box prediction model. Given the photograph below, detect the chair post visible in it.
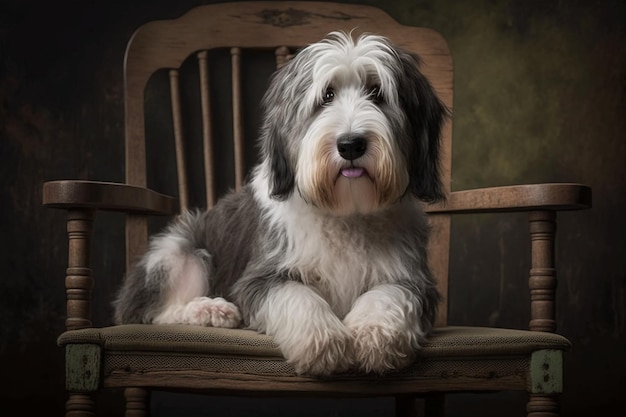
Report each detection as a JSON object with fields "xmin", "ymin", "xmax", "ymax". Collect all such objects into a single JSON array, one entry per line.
[
  {"xmin": 66, "ymin": 393, "xmax": 96, "ymax": 417},
  {"xmin": 65, "ymin": 209, "xmax": 96, "ymax": 417},
  {"xmin": 65, "ymin": 209, "xmax": 95, "ymax": 330},
  {"xmin": 527, "ymin": 210, "xmax": 560, "ymax": 416},
  {"xmin": 528, "ymin": 210, "xmax": 557, "ymax": 333},
  {"xmin": 527, "ymin": 394, "xmax": 560, "ymax": 417},
  {"xmin": 65, "ymin": 209, "xmax": 96, "ymax": 416},
  {"xmin": 125, "ymin": 388, "xmax": 150, "ymax": 417}
]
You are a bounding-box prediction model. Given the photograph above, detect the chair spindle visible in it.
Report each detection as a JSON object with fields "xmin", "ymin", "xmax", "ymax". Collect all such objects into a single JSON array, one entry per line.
[
  {"xmin": 230, "ymin": 47, "xmax": 245, "ymax": 190},
  {"xmin": 275, "ymin": 46, "xmax": 293, "ymax": 69},
  {"xmin": 169, "ymin": 69, "xmax": 189, "ymax": 211},
  {"xmin": 197, "ymin": 51, "xmax": 216, "ymax": 208}
]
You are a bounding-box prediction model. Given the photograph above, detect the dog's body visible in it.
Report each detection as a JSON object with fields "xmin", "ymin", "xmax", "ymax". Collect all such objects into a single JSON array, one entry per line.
[{"xmin": 113, "ymin": 31, "xmax": 448, "ymax": 376}]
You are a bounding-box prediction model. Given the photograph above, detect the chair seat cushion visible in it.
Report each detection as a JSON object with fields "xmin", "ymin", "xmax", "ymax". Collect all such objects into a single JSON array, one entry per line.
[
  {"xmin": 58, "ymin": 324, "xmax": 570, "ymax": 358},
  {"xmin": 58, "ymin": 325, "xmax": 570, "ymax": 393}
]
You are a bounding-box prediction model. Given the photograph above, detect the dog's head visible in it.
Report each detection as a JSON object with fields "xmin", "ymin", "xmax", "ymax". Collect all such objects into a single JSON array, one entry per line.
[{"xmin": 258, "ymin": 31, "xmax": 448, "ymax": 215}]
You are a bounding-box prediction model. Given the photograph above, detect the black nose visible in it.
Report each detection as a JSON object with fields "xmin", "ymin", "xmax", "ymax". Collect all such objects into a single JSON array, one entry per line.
[{"xmin": 337, "ymin": 135, "xmax": 367, "ymax": 161}]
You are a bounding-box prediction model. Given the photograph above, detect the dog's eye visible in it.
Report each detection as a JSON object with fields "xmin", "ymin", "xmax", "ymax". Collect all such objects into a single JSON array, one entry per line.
[
  {"xmin": 368, "ymin": 85, "xmax": 383, "ymax": 104},
  {"xmin": 323, "ymin": 88, "xmax": 335, "ymax": 105}
]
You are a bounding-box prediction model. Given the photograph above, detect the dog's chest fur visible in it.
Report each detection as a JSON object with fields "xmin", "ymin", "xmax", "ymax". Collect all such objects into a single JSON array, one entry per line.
[{"xmin": 270, "ymin": 196, "xmax": 426, "ymax": 318}]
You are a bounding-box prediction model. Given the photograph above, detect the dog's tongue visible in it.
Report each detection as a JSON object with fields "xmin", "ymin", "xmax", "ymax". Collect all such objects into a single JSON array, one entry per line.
[{"xmin": 341, "ymin": 167, "xmax": 365, "ymax": 178}]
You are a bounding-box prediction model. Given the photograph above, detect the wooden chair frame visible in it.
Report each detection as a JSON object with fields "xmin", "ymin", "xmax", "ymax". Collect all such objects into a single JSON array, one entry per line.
[{"xmin": 42, "ymin": 2, "xmax": 591, "ymax": 416}]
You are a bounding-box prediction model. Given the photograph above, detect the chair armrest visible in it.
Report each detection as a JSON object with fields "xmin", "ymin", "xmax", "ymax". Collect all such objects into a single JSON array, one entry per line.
[
  {"xmin": 43, "ymin": 180, "xmax": 177, "ymax": 215},
  {"xmin": 425, "ymin": 183, "xmax": 592, "ymax": 214},
  {"xmin": 427, "ymin": 183, "xmax": 591, "ymax": 333},
  {"xmin": 43, "ymin": 180, "xmax": 176, "ymax": 330}
]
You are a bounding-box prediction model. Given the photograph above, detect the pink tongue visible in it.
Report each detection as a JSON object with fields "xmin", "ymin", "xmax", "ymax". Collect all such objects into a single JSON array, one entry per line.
[{"xmin": 341, "ymin": 167, "xmax": 365, "ymax": 178}]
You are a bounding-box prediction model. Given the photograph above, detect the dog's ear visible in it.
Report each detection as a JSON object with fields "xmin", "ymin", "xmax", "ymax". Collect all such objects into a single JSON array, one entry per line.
[
  {"xmin": 259, "ymin": 67, "xmax": 297, "ymax": 201},
  {"xmin": 396, "ymin": 51, "xmax": 450, "ymax": 203},
  {"xmin": 264, "ymin": 125, "xmax": 295, "ymax": 200}
]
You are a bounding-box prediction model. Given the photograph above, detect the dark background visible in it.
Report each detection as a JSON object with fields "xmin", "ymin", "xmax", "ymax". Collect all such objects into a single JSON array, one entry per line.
[{"xmin": 1, "ymin": 0, "xmax": 624, "ymax": 416}]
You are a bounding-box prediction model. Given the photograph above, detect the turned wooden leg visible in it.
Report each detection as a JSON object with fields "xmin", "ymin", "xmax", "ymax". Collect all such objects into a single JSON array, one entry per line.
[
  {"xmin": 65, "ymin": 209, "xmax": 94, "ymax": 330},
  {"xmin": 64, "ymin": 211, "xmax": 96, "ymax": 417},
  {"xmin": 528, "ymin": 212, "xmax": 562, "ymax": 416},
  {"xmin": 528, "ymin": 211, "xmax": 557, "ymax": 333},
  {"xmin": 66, "ymin": 392, "xmax": 95, "ymax": 417},
  {"xmin": 125, "ymin": 388, "xmax": 150, "ymax": 417},
  {"xmin": 527, "ymin": 394, "xmax": 560, "ymax": 417}
]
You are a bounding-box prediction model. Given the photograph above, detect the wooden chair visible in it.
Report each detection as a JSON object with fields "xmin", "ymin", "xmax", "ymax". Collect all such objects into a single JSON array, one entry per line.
[{"xmin": 42, "ymin": 2, "xmax": 592, "ymax": 416}]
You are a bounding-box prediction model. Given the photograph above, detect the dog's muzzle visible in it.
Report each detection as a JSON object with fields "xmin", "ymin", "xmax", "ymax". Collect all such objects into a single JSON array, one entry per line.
[{"xmin": 337, "ymin": 134, "xmax": 367, "ymax": 161}]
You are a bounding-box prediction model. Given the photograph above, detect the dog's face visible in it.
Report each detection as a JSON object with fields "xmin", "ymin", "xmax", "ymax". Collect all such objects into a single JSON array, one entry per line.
[{"xmin": 259, "ymin": 31, "xmax": 448, "ymax": 215}]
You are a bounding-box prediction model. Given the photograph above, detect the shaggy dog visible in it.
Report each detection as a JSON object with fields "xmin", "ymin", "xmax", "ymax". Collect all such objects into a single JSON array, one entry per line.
[{"xmin": 113, "ymin": 31, "xmax": 448, "ymax": 376}]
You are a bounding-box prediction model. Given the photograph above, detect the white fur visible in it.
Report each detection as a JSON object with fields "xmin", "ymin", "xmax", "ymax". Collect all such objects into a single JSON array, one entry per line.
[
  {"xmin": 153, "ymin": 296, "xmax": 241, "ymax": 328},
  {"xmin": 344, "ymin": 284, "xmax": 426, "ymax": 372},
  {"xmin": 252, "ymin": 175, "xmax": 423, "ymax": 319},
  {"xmin": 250, "ymin": 281, "xmax": 354, "ymax": 375}
]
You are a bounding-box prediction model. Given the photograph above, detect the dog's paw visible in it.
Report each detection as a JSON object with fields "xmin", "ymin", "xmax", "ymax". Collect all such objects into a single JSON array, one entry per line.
[
  {"xmin": 282, "ymin": 324, "xmax": 354, "ymax": 376},
  {"xmin": 347, "ymin": 323, "xmax": 416, "ymax": 374},
  {"xmin": 344, "ymin": 285, "xmax": 426, "ymax": 374},
  {"xmin": 183, "ymin": 297, "xmax": 242, "ymax": 328},
  {"xmin": 254, "ymin": 281, "xmax": 354, "ymax": 376}
]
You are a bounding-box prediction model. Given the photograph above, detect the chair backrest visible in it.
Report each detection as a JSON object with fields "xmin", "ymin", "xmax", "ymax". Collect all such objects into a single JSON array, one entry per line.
[{"xmin": 123, "ymin": 1, "xmax": 453, "ymax": 326}]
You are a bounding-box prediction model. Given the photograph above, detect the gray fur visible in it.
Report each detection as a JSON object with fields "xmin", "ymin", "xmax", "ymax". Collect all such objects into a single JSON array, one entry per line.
[{"xmin": 113, "ymin": 187, "xmax": 263, "ymax": 324}]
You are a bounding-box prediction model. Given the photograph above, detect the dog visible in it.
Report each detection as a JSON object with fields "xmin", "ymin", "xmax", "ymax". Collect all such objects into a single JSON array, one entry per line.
[{"xmin": 113, "ymin": 31, "xmax": 448, "ymax": 376}]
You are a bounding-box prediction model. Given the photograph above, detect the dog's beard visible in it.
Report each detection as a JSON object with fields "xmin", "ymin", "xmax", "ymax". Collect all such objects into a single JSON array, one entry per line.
[
  {"xmin": 296, "ymin": 137, "xmax": 408, "ymax": 216},
  {"xmin": 334, "ymin": 174, "xmax": 377, "ymax": 215}
]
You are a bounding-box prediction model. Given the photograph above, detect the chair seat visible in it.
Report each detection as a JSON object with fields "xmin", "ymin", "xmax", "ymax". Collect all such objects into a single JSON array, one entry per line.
[{"xmin": 58, "ymin": 325, "xmax": 570, "ymax": 395}]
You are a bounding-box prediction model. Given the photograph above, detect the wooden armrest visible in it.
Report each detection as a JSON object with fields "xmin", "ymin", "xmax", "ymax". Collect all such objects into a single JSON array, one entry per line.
[
  {"xmin": 426, "ymin": 183, "xmax": 592, "ymax": 214},
  {"xmin": 42, "ymin": 180, "xmax": 177, "ymax": 215}
]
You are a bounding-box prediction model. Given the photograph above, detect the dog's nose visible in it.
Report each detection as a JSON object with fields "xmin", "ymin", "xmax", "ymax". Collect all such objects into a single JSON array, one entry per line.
[{"xmin": 337, "ymin": 135, "xmax": 367, "ymax": 160}]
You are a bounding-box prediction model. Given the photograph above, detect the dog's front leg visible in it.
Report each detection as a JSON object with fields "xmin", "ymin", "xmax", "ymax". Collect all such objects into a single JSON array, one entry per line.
[
  {"xmin": 250, "ymin": 281, "xmax": 354, "ymax": 376},
  {"xmin": 343, "ymin": 283, "xmax": 427, "ymax": 374}
]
